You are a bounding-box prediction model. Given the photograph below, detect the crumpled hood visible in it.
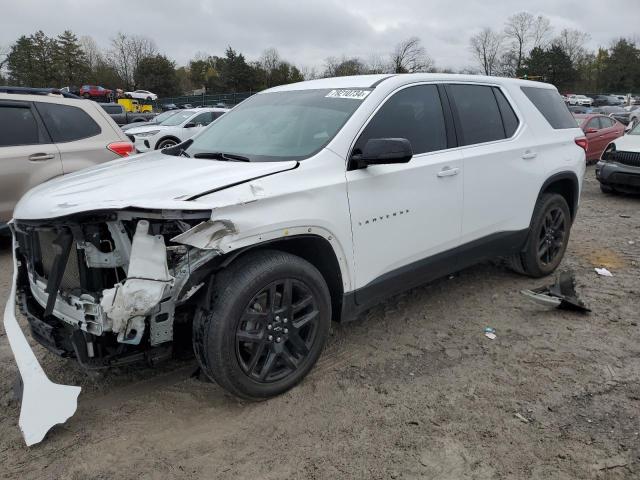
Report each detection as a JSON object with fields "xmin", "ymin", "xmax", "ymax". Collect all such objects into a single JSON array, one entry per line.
[
  {"xmin": 613, "ymin": 134, "xmax": 640, "ymax": 153},
  {"xmin": 14, "ymin": 151, "xmax": 297, "ymax": 220}
]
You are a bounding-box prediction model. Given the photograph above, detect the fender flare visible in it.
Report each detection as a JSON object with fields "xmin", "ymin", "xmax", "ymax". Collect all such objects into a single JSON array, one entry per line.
[{"xmin": 538, "ymin": 171, "xmax": 580, "ymax": 219}]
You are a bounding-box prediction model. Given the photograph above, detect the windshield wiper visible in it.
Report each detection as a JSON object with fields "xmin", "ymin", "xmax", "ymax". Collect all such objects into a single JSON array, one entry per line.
[{"xmin": 193, "ymin": 152, "xmax": 251, "ymax": 162}]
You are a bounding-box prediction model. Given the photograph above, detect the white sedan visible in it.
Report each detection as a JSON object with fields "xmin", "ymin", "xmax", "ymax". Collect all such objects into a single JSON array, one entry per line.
[
  {"xmin": 567, "ymin": 94, "xmax": 594, "ymax": 106},
  {"xmin": 125, "ymin": 89, "xmax": 158, "ymax": 101},
  {"xmin": 126, "ymin": 108, "xmax": 228, "ymax": 152}
]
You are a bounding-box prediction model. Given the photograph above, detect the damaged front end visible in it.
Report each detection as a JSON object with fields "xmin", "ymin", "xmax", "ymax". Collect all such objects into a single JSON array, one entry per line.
[
  {"xmin": 13, "ymin": 209, "xmax": 222, "ymax": 370},
  {"xmin": 6, "ymin": 209, "xmax": 232, "ymax": 445}
]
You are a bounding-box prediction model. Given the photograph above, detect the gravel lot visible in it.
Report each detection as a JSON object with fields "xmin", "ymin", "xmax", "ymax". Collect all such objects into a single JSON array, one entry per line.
[{"xmin": 1, "ymin": 167, "xmax": 639, "ymax": 479}]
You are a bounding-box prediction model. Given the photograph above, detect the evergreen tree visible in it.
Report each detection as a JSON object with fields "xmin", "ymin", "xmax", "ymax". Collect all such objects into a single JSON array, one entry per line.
[
  {"xmin": 134, "ymin": 54, "xmax": 180, "ymax": 97},
  {"xmin": 55, "ymin": 30, "xmax": 88, "ymax": 87}
]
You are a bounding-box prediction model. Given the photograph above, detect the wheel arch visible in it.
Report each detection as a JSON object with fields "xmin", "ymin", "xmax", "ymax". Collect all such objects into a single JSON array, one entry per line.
[
  {"xmin": 198, "ymin": 234, "xmax": 347, "ymax": 322},
  {"xmin": 538, "ymin": 171, "xmax": 580, "ymax": 221},
  {"xmin": 154, "ymin": 136, "xmax": 181, "ymax": 149}
]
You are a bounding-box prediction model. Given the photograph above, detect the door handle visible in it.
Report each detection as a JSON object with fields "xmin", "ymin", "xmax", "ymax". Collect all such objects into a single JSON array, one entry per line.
[
  {"xmin": 437, "ymin": 166, "xmax": 460, "ymax": 178},
  {"xmin": 521, "ymin": 150, "xmax": 537, "ymax": 160},
  {"xmin": 28, "ymin": 153, "xmax": 55, "ymax": 162}
]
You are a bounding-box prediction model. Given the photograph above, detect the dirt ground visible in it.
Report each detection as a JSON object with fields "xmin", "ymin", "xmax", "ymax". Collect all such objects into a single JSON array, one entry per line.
[{"xmin": 0, "ymin": 167, "xmax": 639, "ymax": 479}]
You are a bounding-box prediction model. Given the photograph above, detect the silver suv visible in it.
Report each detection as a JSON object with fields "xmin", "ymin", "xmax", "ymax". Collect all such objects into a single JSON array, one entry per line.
[{"xmin": 0, "ymin": 87, "xmax": 134, "ymax": 224}]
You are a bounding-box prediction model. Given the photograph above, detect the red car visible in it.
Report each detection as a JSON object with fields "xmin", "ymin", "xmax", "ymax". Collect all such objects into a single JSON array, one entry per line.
[
  {"xmin": 574, "ymin": 113, "xmax": 625, "ymax": 163},
  {"xmin": 79, "ymin": 84, "xmax": 113, "ymax": 101}
]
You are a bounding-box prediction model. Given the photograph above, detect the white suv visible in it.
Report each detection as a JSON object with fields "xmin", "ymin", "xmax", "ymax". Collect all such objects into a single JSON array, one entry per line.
[
  {"xmin": 4, "ymin": 74, "xmax": 586, "ymax": 445},
  {"xmin": 125, "ymin": 107, "xmax": 228, "ymax": 152}
]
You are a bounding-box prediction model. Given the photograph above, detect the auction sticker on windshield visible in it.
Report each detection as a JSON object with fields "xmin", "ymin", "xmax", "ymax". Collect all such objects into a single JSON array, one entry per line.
[{"xmin": 325, "ymin": 89, "xmax": 371, "ymax": 100}]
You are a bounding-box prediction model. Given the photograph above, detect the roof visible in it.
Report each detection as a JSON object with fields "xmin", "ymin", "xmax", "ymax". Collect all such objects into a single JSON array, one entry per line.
[{"xmin": 263, "ymin": 73, "xmax": 557, "ymax": 94}]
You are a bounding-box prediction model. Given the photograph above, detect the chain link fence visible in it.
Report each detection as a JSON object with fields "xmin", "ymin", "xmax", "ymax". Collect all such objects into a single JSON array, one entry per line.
[{"xmin": 157, "ymin": 91, "xmax": 255, "ymax": 108}]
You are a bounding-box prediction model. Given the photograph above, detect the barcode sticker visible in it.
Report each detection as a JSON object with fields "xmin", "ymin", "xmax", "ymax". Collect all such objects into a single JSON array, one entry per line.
[{"xmin": 325, "ymin": 89, "xmax": 371, "ymax": 100}]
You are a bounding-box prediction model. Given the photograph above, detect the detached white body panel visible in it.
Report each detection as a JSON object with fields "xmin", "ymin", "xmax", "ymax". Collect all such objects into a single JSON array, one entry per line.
[{"xmin": 3, "ymin": 242, "xmax": 80, "ymax": 446}]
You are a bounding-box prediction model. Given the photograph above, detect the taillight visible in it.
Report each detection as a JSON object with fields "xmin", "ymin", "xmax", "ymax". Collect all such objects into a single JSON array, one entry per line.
[
  {"xmin": 574, "ymin": 136, "xmax": 588, "ymax": 152},
  {"xmin": 107, "ymin": 141, "xmax": 135, "ymax": 157}
]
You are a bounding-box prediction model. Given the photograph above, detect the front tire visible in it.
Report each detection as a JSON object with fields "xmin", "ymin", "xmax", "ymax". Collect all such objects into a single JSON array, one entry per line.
[
  {"xmin": 193, "ymin": 250, "xmax": 331, "ymax": 400},
  {"xmin": 510, "ymin": 193, "xmax": 572, "ymax": 278},
  {"xmin": 156, "ymin": 138, "xmax": 178, "ymax": 149}
]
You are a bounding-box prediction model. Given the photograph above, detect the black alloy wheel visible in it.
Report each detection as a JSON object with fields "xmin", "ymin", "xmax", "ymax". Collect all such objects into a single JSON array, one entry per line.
[
  {"xmin": 537, "ymin": 206, "xmax": 566, "ymax": 266},
  {"xmin": 235, "ymin": 279, "xmax": 320, "ymax": 383}
]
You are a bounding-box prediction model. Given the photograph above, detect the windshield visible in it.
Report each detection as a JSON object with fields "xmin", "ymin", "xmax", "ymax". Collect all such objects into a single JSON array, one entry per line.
[
  {"xmin": 185, "ymin": 89, "xmax": 368, "ymax": 161},
  {"xmin": 153, "ymin": 110, "xmax": 178, "ymax": 123},
  {"xmin": 160, "ymin": 110, "xmax": 195, "ymax": 126},
  {"xmin": 629, "ymin": 122, "xmax": 640, "ymax": 135}
]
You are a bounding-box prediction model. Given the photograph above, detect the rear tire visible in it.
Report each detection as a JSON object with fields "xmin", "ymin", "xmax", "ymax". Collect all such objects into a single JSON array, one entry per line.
[
  {"xmin": 193, "ymin": 250, "xmax": 331, "ymax": 400},
  {"xmin": 510, "ymin": 193, "xmax": 572, "ymax": 278}
]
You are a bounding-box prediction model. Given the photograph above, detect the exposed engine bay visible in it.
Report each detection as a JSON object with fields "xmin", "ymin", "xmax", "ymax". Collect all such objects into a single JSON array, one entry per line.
[{"xmin": 13, "ymin": 209, "xmax": 224, "ymax": 369}]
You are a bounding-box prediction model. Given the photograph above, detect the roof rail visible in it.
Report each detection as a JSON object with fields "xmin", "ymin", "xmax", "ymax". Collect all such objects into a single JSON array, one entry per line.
[{"xmin": 0, "ymin": 86, "xmax": 82, "ymax": 99}]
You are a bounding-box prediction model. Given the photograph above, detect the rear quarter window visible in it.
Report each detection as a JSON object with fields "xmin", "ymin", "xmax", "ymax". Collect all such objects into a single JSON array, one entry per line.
[
  {"xmin": 35, "ymin": 103, "xmax": 102, "ymax": 142},
  {"xmin": 521, "ymin": 87, "xmax": 576, "ymax": 129}
]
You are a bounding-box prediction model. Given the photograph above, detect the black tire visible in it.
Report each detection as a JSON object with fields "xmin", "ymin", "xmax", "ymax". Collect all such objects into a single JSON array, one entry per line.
[
  {"xmin": 156, "ymin": 138, "xmax": 178, "ymax": 149},
  {"xmin": 193, "ymin": 250, "xmax": 331, "ymax": 400},
  {"xmin": 510, "ymin": 193, "xmax": 572, "ymax": 278},
  {"xmin": 600, "ymin": 183, "xmax": 616, "ymax": 194}
]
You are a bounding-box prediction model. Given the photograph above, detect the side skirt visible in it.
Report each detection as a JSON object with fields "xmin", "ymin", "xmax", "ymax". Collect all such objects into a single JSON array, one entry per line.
[{"xmin": 340, "ymin": 229, "xmax": 528, "ymax": 322}]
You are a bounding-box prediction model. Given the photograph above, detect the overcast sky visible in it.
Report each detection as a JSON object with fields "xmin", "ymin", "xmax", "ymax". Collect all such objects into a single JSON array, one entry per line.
[{"xmin": 2, "ymin": 0, "xmax": 639, "ymax": 71}]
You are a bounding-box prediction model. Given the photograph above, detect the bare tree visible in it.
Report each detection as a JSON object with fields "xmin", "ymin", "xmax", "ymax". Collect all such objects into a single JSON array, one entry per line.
[
  {"xmin": 366, "ymin": 53, "xmax": 390, "ymax": 74},
  {"xmin": 108, "ymin": 32, "xmax": 157, "ymax": 89},
  {"xmin": 503, "ymin": 12, "xmax": 553, "ymax": 76},
  {"xmin": 504, "ymin": 12, "xmax": 534, "ymax": 73},
  {"xmin": 531, "ymin": 15, "xmax": 553, "ymax": 49},
  {"xmin": 79, "ymin": 35, "xmax": 102, "ymax": 73},
  {"xmin": 390, "ymin": 37, "xmax": 433, "ymax": 73},
  {"xmin": 259, "ymin": 47, "xmax": 281, "ymax": 87},
  {"xmin": 469, "ymin": 28, "xmax": 503, "ymax": 76},
  {"xmin": 554, "ymin": 28, "xmax": 590, "ymax": 64}
]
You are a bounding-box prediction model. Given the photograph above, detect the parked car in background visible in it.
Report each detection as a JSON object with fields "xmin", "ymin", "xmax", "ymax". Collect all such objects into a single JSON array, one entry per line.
[
  {"xmin": 125, "ymin": 89, "xmax": 158, "ymax": 101},
  {"xmin": 120, "ymin": 109, "xmax": 181, "ymax": 132},
  {"xmin": 573, "ymin": 113, "xmax": 625, "ymax": 163},
  {"xmin": 596, "ymin": 106, "xmax": 635, "ymax": 126},
  {"xmin": 161, "ymin": 103, "xmax": 179, "ymax": 111},
  {"xmin": 597, "ymin": 121, "xmax": 640, "ymax": 193},
  {"xmin": 623, "ymin": 105, "xmax": 640, "ymax": 130},
  {"xmin": 99, "ymin": 103, "xmax": 156, "ymax": 126},
  {"xmin": 588, "ymin": 94, "xmax": 623, "ymax": 107},
  {"xmin": 79, "ymin": 85, "xmax": 113, "ymax": 101},
  {"xmin": 126, "ymin": 107, "xmax": 228, "ymax": 151},
  {"xmin": 0, "ymin": 87, "xmax": 133, "ymax": 223},
  {"xmin": 567, "ymin": 94, "xmax": 594, "ymax": 106},
  {"xmin": 568, "ymin": 105, "xmax": 589, "ymax": 114}
]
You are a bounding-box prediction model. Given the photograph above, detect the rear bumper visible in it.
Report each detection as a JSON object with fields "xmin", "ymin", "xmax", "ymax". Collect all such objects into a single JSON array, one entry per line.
[{"xmin": 596, "ymin": 161, "xmax": 640, "ymax": 191}]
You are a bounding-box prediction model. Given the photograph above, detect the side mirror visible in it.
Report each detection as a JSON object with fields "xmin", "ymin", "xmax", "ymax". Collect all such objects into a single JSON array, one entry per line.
[
  {"xmin": 351, "ymin": 138, "xmax": 413, "ymax": 169},
  {"xmin": 184, "ymin": 122, "xmax": 196, "ymax": 128}
]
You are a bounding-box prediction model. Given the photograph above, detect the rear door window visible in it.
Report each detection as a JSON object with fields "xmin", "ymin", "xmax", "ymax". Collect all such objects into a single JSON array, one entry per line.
[
  {"xmin": 521, "ymin": 87, "xmax": 577, "ymax": 129},
  {"xmin": 447, "ymin": 84, "xmax": 505, "ymax": 145},
  {"xmin": 35, "ymin": 103, "xmax": 101, "ymax": 142},
  {"xmin": 0, "ymin": 104, "xmax": 47, "ymax": 146},
  {"xmin": 600, "ymin": 116, "xmax": 614, "ymax": 128},
  {"xmin": 354, "ymin": 84, "xmax": 447, "ymax": 155},
  {"xmin": 586, "ymin": 118, "xmax": 601, "ymax": 130}
]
